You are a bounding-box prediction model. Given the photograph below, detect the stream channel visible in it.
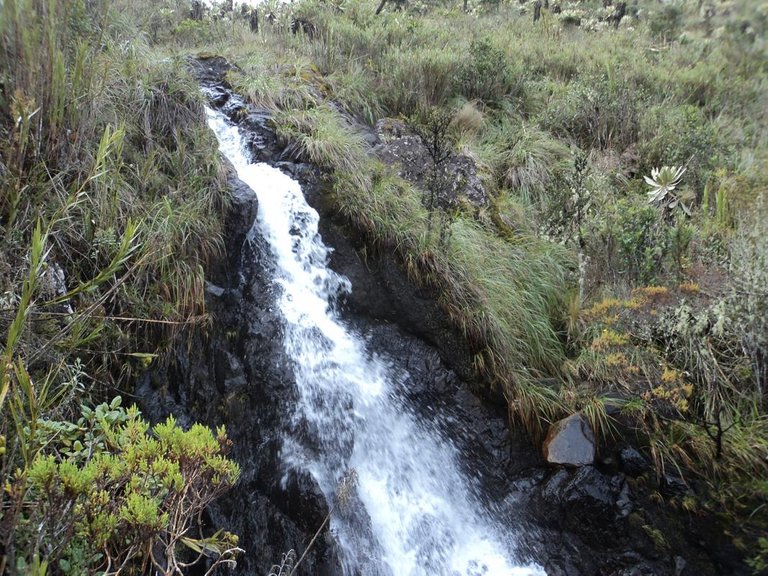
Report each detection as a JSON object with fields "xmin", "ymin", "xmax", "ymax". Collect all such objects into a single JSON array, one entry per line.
[
  {"xmin": 137, "ymin": 57, "xmax": 734, "ymax": 576},
  {"xmin": 204, "ymin": 106, "xmax": 544, "ymax": 576}
]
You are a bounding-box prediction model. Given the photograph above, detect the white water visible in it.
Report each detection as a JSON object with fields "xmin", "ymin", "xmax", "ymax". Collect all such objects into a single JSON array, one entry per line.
[{"xmin": 206, "ymin": 107, "xmax": 545, "ymax": 576}]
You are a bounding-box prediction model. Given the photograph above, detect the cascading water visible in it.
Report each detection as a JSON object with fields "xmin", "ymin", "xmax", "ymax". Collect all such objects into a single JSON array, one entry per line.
[{"xmin": 206, "ymin": 107, "xmax": 545, "ymax": 576}]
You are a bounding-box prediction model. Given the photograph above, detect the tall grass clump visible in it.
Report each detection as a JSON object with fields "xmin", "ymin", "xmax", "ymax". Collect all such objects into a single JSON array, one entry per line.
[
  {"xmin": 379, "ymin": 45, "xmax": 461, "ymax": 114},
  {"xmin": 481, "ymin": 116, "xmax": 571, "ymax": 207},
  {"xmin": 274, "ymin": 104, "xmax": 370, "ymax": 188},
  {"xmin": 445, "ymin": 220, "xmax": 570, "ymax": 375},
  {"xmin": 454, "ymin": 37, "xmax": 520, "ymax": 107}
]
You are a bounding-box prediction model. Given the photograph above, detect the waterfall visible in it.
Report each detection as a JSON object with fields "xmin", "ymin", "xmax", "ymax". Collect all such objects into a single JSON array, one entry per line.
[{"xmin": 206, "ymin": 107, "xmax": 545, "ymax": 576}]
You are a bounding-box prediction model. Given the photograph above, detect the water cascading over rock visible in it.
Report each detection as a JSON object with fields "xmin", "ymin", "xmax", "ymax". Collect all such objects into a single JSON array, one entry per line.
[{"xmin": 204, "ymin": 106, "xmax": 544, "ymax": 576}]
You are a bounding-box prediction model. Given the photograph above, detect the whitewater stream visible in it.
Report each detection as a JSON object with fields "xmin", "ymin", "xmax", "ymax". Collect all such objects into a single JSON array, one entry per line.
[{"xmin": 206, "ymin": 107, "xmax": 545, "ymax": 576}]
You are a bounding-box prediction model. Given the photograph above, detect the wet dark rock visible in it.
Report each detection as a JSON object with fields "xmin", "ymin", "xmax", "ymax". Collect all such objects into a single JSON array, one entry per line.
[
  {"xmin": 620, "ymin": 446, "xmax": 650, "ymax": 477},
  {"xmin": 661, "ymin": 472, "xmax": 690, "ymax": 498},
  {"xmin": 543, "ymin": 413, "xmax": 596, "ymax": 466},
  {"xmin": 188, "ymin": 55, "xmax": 233, "ymax": 86},
  {"xmin": 135, "ymin": 187, "xmax": 338, "ymax": 574},
  {"xmin": 206, "ymin": 86, "xmax": 229, "ymax": 106},
  {"xmin": 562, "ymin": 466, "xmax": 624, "ymax": 511},
  {"xmin": 280, "ymin": 469, "xmax": 331, "ymax": 533},
  {"xmin": 205, "ymin": 281, "xmax": 226, "ymax": 298},
  {"xmin": 312, "ymin": 206, "xmax": 478, "ymax": 384},
  {"xmin": 675, "ymin": 555, "xmax": 687, "ymax": 576},
  {"xmin": 222, "ymin": 95, "xmax": 246, "ymax": 118}
]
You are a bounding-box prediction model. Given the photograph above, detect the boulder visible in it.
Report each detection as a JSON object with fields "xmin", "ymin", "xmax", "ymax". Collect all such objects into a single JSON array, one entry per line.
[{"xmin": 543, "ymin": 413, "xmax": 596, "ymax": 466}]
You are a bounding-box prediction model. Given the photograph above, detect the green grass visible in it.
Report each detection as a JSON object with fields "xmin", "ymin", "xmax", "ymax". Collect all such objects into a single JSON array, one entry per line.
[{"xmin": 480, "ymin": 116, "xmax": 571, "ymax": 206}]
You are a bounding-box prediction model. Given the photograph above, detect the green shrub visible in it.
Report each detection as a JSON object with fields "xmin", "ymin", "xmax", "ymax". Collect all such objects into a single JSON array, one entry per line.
[
  {"xmin": 647, "ymin": 3, "xmax": 684, "ymax": 41},
  {"xmin": 0, "ymin": 3, "xmax": 237, "ymax": 570},
  {"xmin": 639, "ymin": 104, "xmax": 726, "ymax": 194},
  {"xmin": 11, "ymin": 399, "xmax": 241, "ymax": 573},
  {"xmin": 454, "ymin": 37, "xmax": 516, "ymax": 106},
  {"xmin": 172, "ymin": 18, "xmax": 221, "ymax": 46},
  {"xmin": 728, "ymin": 211, "xmax": 768, "ymax": 405},
  {"xmin": 540, "ymin": 73, "xmax": 643, "ymax": 151},
  {"xmin": 604, "ymin": 197, "xmax": 669, "ymax": 285}
]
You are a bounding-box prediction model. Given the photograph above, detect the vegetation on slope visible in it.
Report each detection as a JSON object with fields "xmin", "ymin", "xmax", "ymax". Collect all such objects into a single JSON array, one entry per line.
[
  {"xmin": 0, "ymin": 0, "xmax": 240, "ymax": 572},
  {"xmin": 2, "ymin": 0, "xmax": 767, "ymax": 571}
]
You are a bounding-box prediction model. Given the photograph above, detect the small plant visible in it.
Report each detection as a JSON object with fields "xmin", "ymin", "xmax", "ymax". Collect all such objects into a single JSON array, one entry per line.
[
  {"xmin": 408, "ymin": 105, "xmax": 459, "ymax": 245},
  {"xmin": 642, "ymin": 524, "xmax": 670, "ymax": 552},
  {"xmin": 645, "ymin": 165, "xmax": 689, "ymax": 216}
]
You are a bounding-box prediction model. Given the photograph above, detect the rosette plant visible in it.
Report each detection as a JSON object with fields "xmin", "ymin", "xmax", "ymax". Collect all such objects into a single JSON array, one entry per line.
[{"xmin": 645, "ymin": 165, "xmax": 690, "ymax": 216}]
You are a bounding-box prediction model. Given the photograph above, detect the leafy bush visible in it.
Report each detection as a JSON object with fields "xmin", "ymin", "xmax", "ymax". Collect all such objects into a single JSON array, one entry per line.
[
  {"xmin": 639, "ymin": 104, "xmax": 725, "ymax": 194},
  {"xmin": 172, "ymin": 18, "xmax": 222, "ymax": 46},
  {"xmin": 9, "ymin": 399, "xmax": 240, "ymax": 574},
  {"xmin": 0, "ymin": 2, "xmax": 238, "ymax": 572}
]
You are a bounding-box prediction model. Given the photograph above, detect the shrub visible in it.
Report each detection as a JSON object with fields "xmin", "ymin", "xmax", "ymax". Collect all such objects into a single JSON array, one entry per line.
[
  {"xmin": 540, "ymin": 73, "xmax": 643, "ymax": 151},
  {"xmin": 602, "ymin": 197, "xmax": 670, "ymax": 285},
  {"xmin": 454, "ymin": 37, "xmax": 515, "ymax": 106},
  {"xmin": 728, "ymin": 211, "xmax": 768, "ymax": 406},
  {"xmin": 0, "ymin": 2, "xmax": 237, "ymax": 571},
  {"xmin": 638, "ymin": 104, "xmax": 725, "ymax": 195},
  {"xmin": 8, "ymin": 399, "xmax": 240, "ymax": 574},
  {"xmin": 647, "ymin": 3, "xmax": 684, "ymax": 41}
]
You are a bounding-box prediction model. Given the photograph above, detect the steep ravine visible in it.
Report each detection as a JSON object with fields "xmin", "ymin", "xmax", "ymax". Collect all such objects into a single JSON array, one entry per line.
[{"xmin": 137, "ymin": 56, "xmax": 733, "ymax": 576}]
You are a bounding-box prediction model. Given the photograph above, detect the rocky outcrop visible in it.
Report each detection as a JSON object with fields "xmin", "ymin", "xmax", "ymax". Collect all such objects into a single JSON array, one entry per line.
[
  {"xmin": 543, "ymin": 413, "xmax": 596, "ymax": 467},
  {"xmin": 372, "ymin": 117, "xmax": 488, "ymax": 208}
]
